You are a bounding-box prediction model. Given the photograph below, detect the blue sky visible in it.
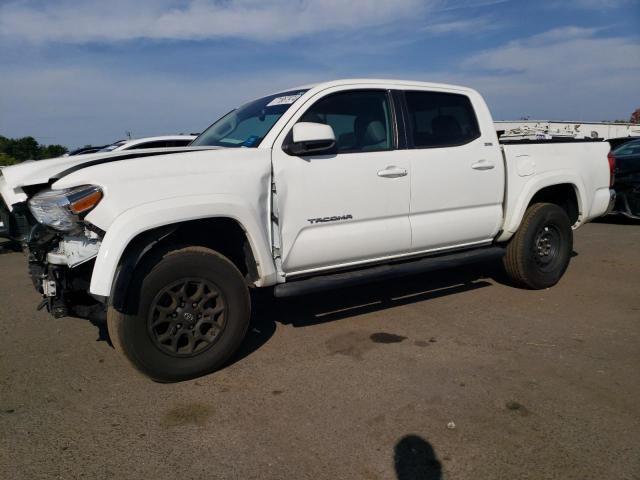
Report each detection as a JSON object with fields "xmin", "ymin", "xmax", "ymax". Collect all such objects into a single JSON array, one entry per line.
[{"xmin": 0, "ymin": 0, "xmax": 638, "ymax": 148}]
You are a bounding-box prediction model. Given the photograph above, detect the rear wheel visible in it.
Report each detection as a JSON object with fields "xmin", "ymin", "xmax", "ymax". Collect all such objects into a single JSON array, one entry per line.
[
  {"xmin": 503, "ymin": 202, "xmax": 573, "ymax": 289},
  {"xmin": 107, "ymin": 246, "xmax": 250, "ymax": 382}
]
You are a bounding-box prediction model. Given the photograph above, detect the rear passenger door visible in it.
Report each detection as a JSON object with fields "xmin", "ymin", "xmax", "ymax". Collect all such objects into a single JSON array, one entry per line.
[{"xmin": 402, "ymin": 89, "xmax": 504, "ymax": 252}]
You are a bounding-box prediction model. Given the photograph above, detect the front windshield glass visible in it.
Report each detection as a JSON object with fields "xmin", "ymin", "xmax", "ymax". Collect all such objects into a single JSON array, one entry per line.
[{"xmin": 191, "ymin": 89, "xmax": 308, "ymax": 148}]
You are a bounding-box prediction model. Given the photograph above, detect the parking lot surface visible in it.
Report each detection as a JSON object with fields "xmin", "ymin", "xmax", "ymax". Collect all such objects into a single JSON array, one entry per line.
[{"xmin": 1, "ymin": 219, "xmax": 639, "ymax": 479}]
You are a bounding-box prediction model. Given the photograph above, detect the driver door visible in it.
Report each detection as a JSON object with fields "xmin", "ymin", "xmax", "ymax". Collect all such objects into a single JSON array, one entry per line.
[{"xmin": 271, "ymin": 88, "xmax": 412, "ymax": 276}]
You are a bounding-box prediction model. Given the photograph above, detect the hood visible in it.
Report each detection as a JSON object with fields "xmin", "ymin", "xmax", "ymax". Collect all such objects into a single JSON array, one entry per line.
[
  {"xmin": 0, "ymin": 147, "xmax": 210, "ymax": 190},
  {"xmin": 1, "ymin": 154, "xmax": 96, "ymax": 189}
]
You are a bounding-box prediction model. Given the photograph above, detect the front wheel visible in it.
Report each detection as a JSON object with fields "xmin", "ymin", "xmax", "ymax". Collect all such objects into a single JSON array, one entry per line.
[
  {"xmin": 503, "ymin": 202, "xmax": 573, "ymax": 289},
  {"xmin": 107, "ymin": 246, "xmax": 251, "ymax": 382}
]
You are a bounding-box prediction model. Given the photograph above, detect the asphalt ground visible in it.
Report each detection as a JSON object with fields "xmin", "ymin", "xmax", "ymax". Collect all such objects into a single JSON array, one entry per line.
[{"xmin": 1, "ymin": 218, "xmax": 639, "ymax": 479}]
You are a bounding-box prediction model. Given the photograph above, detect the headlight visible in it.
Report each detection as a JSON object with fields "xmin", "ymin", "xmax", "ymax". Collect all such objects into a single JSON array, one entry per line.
[{"xmin": 29, "ymin": 185, "xmax": 103, "ymax": 231}]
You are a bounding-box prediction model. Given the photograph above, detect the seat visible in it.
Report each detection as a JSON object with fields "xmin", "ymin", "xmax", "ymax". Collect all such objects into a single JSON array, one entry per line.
[{"xmin": 355, "ymin": 116, "xmax": 387, "ymax": 151}]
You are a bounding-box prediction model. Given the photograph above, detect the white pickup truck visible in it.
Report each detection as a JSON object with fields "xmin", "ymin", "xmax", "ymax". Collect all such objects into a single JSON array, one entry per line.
[{"xmin": 0, "ymin": 79, "xmax": 615, "ymax": 381}]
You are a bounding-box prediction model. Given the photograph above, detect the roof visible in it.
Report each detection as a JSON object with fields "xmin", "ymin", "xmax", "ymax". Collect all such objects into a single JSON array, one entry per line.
[{"xmin": 274, "ymin": 78, "xmax": 475, "ymax": 96}]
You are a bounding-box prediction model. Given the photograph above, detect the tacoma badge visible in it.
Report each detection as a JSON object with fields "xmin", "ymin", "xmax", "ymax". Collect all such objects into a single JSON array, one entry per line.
[{"xmin": 307, "ymin": 214, "xmax": 353, "ymax": 224}]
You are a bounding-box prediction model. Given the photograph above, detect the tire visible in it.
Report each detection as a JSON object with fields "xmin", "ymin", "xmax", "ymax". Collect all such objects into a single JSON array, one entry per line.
[
  {"xmin": 107, "ymin": 246, "xmax": 250, "ymax": 382},
  {"xmin": 503, "ymin": 202, "xmax": 573, "ymax": 290}
]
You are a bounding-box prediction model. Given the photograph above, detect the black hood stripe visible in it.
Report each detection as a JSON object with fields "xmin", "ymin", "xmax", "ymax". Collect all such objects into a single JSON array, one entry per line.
[{"xmin": 49, "ymin": 148, "xmax": 211, "ymax": 184}]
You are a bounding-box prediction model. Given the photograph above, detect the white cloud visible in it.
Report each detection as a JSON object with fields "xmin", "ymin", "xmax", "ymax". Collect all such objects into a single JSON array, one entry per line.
[
  {"xmin": 0, "ymin": 20, "xmax": 637, "ymax": 147},
  {"xmin": 361, "ymin": 26, "xmax": 639, "ymax": 121},
  {"xmin": 0, "ymin": 0, "xmax": 437, "ymax": 43},
  {"xmin": 455, "ymin": 27, "xmax": 640, "ymax": 120},
  {"xmin": 553, "ymin": 0, "xmax": 637, "ymax": 9},
  {"xmin": 421, "ymin": 17, "xmax": 495, "ymax": 35},
  {"xmin": 461, "ymin": 26, "xmax": 639, "ymax": 76}
]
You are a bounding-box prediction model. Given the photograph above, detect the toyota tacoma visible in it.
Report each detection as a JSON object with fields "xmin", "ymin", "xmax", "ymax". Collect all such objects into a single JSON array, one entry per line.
[{"xmin": 0, "ymin": 79, "xmax": 616, "ymax": 381}]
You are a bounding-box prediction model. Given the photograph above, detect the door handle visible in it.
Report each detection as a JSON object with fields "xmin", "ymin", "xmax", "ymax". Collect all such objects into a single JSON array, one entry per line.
[
  {"xmin": 471, "ymin": 160, "xmax": 495, "ymax": 171},
  {"xmin": 377, "ymin": 166, "xmax": 407, "ymax": 178}
]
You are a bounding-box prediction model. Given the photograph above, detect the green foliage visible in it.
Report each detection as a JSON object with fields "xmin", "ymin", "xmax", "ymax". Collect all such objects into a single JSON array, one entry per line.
[
  {"xmin": 0, "ymin": 153, "xmax": 19, "ymax": 166},
  {"xmin": 0, "ymin": 135, "xmax": 68, "ymax": 166},
  {"xmin": 41, "ymin": 144, "xmax": 68, "ymax": 158}
]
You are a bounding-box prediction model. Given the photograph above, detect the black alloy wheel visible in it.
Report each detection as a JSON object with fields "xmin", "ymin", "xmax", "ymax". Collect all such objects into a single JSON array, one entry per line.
[{"xmin": 148, "ymin": 278, "xmax": 227, "ymax": 357}]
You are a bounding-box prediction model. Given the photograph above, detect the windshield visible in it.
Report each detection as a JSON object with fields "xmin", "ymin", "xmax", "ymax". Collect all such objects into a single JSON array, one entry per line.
[{"xmin": 191, "ymin": 89, "xmax": 308, "ymax": 148}]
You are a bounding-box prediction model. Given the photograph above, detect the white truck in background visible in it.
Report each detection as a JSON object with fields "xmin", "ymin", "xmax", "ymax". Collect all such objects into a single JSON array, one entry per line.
[
  {"xmin": 65, "ymin": 135, "xmax": 197, "ymax": 156},
  {"xmin": 0, "ymin": 79, "xmax": 615, "ymax": 382},
  {"xmin": 496, "ymin": 120, "xmax": 640, "ymax": 143}
]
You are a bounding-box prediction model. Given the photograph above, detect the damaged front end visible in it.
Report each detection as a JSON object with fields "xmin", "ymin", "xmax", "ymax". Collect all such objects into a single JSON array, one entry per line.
[
  {"xmin": 23, "ymin": 185, "xmax": 106, "ymax": 319},
  {"xmin": 29, "ymin": 227, "xmax": 104, "ymax": 318}
]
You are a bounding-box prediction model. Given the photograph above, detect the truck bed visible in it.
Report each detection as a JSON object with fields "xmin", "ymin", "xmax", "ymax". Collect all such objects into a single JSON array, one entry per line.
[{"xmin": 498, "ymin": 141, "xmax": 612, "ymax": 241}]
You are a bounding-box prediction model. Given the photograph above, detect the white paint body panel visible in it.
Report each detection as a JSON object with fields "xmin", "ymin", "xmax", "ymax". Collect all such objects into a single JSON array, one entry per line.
[
  {"xmin": 291, "ymin": 122, "xmax": 335, "ymax": 144},
  {"xmin": 52, "ymin": 149, "xmax": 276, "ymax": 295},
  {"xmin": 271, "ymin": 83, "xmax": 412, "ymax": 275},
  {"xmin": 273, "ymin": 149, "xmax": 412, "ymax": 274},
  {"xmin": 0, "ymin": 146, "xmax": 206, "ymax": 188},
  {"xmin": 498, "ymin": 141, "xmax": 612, "ymax": 241},
  {"xmin": 404, "ymin": 87, "xmax": 505, "ymax": 252},
  {"xmin": 0, "ymin": 175, "xmax": 28, "ymax": 209}
]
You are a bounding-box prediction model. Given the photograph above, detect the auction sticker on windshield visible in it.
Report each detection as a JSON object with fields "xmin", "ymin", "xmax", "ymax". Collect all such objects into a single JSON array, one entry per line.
[{"xmin": 266, "ymin": 93, "xmax": 303, "ymax": 107}]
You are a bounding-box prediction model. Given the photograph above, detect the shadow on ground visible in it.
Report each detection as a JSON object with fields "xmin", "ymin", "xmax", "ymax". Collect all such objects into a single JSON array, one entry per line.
[
  {"xmin": 0, "ymin": 239, "xmax": 21, "ymax": 255},
  {"xmin": 230, "ymin": 258, "xmax": 507, "ymax": 366},
  {"xmin": 66, "ymin": 255, "xmax": 513, "ymax": 373},
  {"xmin": 394, "ymin": 435, "xmax": 442, "ymax": 480},
  {"xmin": 594, "ymin": 215, "xmax": 640, "ymax": 226}
]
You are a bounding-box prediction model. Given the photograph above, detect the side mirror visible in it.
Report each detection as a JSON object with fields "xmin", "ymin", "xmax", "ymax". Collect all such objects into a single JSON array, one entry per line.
[{"xmin": 284, "ymin": 122, "xmax": 336, "ymax": 156}]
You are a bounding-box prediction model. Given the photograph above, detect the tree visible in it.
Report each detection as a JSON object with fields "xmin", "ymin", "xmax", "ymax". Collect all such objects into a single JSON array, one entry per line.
[
  {"xmin": 631, "ymin": 108, "xmax": 640, "ymax": 124},
  {"xmin": 0, "ymin": 135, "xmax": 68, "ymax": 164},
  {"xmin": 41, "ymin": 144, "xmax": 68, "ymax": 159},
  {"xmin": 5, "ymin": 136, "xmax": 40, "ymax": 162},
  {"xmin": 0, "ymin": 153, "xmax": 18, "ymax": 166}
]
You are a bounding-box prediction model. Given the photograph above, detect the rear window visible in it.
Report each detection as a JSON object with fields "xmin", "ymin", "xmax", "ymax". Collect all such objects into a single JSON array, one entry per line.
[{"xmin": 405, "ymin": 91, "xmax": 481, "ymax": 148}]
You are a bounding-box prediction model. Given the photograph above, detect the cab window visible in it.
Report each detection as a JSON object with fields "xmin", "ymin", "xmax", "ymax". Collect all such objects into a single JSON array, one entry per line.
[
  {"xmin": 405, "ymin": 91, "xmax": 481, "ymax": 148},
  {"xmin": 299, "ymin": 90, "xmax": 393, "ymax": 153}
]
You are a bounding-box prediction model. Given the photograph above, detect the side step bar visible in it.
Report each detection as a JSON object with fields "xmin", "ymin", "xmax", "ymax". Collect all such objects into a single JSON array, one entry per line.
[{"xmin": 273, "ymin": 246, "xmax": 505, "ymax": 298}]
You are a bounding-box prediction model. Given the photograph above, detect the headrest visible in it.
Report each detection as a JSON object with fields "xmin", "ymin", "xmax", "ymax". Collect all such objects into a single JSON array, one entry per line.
[
  {"xmin": 355, "ymin": 116, "xmax": 386, "ymax": 146},
  {"xmin": 363, "ymin": 121, "xmax": 386, "ymax": 145}
]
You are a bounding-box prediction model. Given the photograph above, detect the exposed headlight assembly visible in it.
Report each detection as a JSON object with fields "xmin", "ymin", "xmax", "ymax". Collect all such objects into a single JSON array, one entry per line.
[{"xmin": 29, "ymin": 185, "xmax": 103, "ymax": 231}]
